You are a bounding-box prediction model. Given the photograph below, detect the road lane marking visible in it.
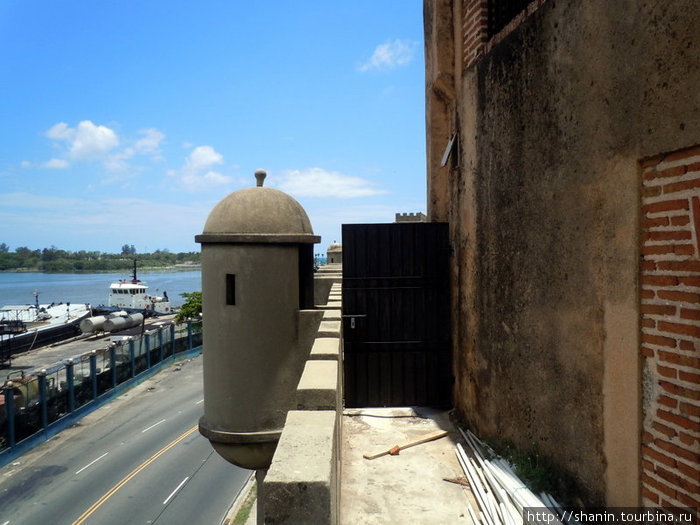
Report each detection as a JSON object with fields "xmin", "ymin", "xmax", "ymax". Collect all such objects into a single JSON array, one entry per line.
[
  {"xmin": 162, "ymin": 477, "xmax": 190, "ymax": 506},
  {"xmin": 72, "ymin": 425, "xmax": 198, "ymax": 525},
  {"xmin": 141, "ymin": 418, "xmax": 166, "ymax": 433},
  {"xmin": 195, "ymin": 399, "xmax": 203, "ymax": 405},
  {"xmin": 75, "ymin": 452, "xmax": 109, "ymax": 475}
]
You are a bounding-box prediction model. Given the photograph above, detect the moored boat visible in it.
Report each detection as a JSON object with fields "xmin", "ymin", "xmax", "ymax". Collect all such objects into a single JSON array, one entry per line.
[
  {"xmin": 106, "ymin": 261, "xmax": 174, "ymax": 316},
  {"xmin": 0, "ymin": 298, "xmax": 92, "ymax": 366}
]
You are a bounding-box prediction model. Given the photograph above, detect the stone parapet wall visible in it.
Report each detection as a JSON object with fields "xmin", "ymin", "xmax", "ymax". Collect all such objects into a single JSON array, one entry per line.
[
  {"xmin": 262, "ymin": 282, "xmax": 343, "ymax": 524},
  {"xmin": 640, "ymin": 145, "xmax": 700, "ymax": 509},
  {"xmin": 263, "ymin": 410, "xmax": 338, "ymax": 524}
]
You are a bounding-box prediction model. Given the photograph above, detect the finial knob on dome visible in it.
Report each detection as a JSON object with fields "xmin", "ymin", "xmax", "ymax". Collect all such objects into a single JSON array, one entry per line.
[{"xmin": 255, "ymin": 169, "xmax": 267, "ymax": 187}]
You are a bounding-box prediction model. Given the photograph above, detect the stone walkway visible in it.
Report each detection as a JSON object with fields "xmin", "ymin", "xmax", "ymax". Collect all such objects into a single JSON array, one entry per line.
[{"xmin": 340, "ymin": 407, "xmax": 475, "ymax": 524}]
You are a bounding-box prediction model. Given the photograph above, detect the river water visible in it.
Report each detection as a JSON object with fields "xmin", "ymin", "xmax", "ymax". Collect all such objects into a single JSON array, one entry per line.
[{"xmin": 0, "ymin": 270, "xmax": 201, "ymax": 308}]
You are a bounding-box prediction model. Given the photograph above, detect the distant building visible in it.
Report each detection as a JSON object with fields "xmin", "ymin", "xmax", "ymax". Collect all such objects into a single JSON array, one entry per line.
[
  {"xmin": 394, "ymin": 212, "xmax": 426, "ymax": 223},
  {"xmin": 326, "ymin": 242, "xmax": 342, "ymax": 265}
]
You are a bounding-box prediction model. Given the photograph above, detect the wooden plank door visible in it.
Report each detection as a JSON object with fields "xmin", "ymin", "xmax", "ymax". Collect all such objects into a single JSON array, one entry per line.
[{"xmin": 342, "ymin": 222, "xmax": 451, "ymax": 407}]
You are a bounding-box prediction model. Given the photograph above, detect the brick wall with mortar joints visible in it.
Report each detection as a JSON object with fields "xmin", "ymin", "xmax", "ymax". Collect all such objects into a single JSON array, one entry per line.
[
  {"xmin": 462, "ymin": 0, "xmax": 488, "ymax": 68},
  {"xmin": 640, "ymin": 144, "xmax": 700, "ymax": 512},
  {"xmin": 462, "ymin": 0, "xmax": 548, "ymax": 69}
]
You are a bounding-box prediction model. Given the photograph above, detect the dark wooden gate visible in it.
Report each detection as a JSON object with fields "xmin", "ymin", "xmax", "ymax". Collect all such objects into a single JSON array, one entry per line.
[{"xmin": 342, "ymin": 222, "xmax": 451, "ymax": 408}]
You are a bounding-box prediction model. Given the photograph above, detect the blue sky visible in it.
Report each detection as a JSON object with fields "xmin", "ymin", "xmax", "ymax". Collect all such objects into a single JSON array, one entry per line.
[{"xmin": 0, "ymin": 1, "xmax": 426, "ymax": 255}]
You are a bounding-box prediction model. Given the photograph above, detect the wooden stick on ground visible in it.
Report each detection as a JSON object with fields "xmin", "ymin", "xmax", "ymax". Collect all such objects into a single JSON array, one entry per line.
[{"xmin": 363, "ymin": 430, "xmax": 449, "ymax": 460}]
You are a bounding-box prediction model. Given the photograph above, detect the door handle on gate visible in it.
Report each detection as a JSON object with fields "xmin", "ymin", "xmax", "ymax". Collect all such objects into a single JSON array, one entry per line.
[{"xmin": 342, "ymin": 314, "xmax": 367, "ymax": 329}]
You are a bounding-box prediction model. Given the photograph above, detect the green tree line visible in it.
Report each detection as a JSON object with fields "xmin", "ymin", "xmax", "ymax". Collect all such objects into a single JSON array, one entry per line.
[{"xmin": 0, "ymin": 243, "xmax": 200, "ymax": 272}]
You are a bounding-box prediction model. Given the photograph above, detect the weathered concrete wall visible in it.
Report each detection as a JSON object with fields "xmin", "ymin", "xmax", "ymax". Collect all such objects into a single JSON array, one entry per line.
[
  {"xmin": 262, "ymin": 281, "xmax": 342, "ymax": 524},
  {"xmin": 199, "ymin": 244, "xmax": 307, "ymax": 469},
  {"xmin": 424, "ymin": 0, "xmax": 457, "ymax": 222},
  {"xmin": 314, "ymin": 273, "xmax": 341, "ymax": 307},
  {"xmin": 263, "ymin": 410, "xmax": 338, "ymax": 525},
  {"xmin": 198, "ymin": 233, "xmax": 325, "ymax": 470},
  {"xmin": 426, "ymin": 0, "xmax": 700, "ymax": 506}
]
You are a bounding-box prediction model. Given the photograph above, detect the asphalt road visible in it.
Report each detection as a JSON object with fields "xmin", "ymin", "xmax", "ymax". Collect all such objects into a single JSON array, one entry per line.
[{"xmin": 0, "ymin": 354, "xmax": 251, "ymax": 525}]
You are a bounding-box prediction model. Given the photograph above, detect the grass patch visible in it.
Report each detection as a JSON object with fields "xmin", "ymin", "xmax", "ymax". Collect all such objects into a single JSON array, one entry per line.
[
  {"xmin": 231, "ymin": 481, "xmax": 257, "ymax": 525},
  {"xmin": 482, "ymin": 438, "xmax": 581, "ymax": 506}
]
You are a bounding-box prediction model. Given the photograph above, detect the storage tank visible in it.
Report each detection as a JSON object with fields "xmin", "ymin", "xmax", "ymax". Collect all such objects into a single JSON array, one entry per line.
[
  {"xmin": 195, "ymin": 169, "xmax": 320, "ymax": 469},
  {"xmin": 103, "ymin": 313, "xmax": 144, "ymax": 333},
  {"xmin": 80, "ymin": 315, "xmax": 108, "ymax": 333},
  {"xmin": 81, "ymin": 311, "xmax": 129, "ymax": 333}
]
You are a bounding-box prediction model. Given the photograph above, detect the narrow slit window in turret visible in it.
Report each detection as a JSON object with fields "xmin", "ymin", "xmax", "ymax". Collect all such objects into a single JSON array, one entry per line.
[{"xmin": 226, "ymin": 274, "xmax": 236, "ymax": 305}]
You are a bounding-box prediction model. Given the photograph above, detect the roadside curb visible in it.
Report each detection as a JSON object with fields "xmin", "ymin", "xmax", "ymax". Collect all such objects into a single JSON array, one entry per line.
[{"xmin": 223, "ymin": 471, "xmax": 256, "ymax": 525}]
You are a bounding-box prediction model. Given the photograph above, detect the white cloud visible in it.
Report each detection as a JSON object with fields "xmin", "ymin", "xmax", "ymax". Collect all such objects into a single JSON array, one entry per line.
[
  {"xmin": 43, "ymin": 158, "xmax": 69, "ymax": 169},
  {"xmin": 134, "ymin": 128, "xmax": 165, "ymax": 154},
  {"xmin": 45, "ymin": 120, "xmax": 120, "ymax": 160},
  {"xmin": 359, "ymin": 39, "xmax": 418, "ymax": 72},
  {"xmin": 0, "ymin": 191, "xmax": 213, "ymax": 252},
  {"xmin": 0, "ymin": 192, "xmax": 203, "ymax": 227},
  {"xmin": 41, "ymin": 121, "xmax": 167, "ymax": 179},
  {"xmin": 104, "ymin": 129, "xmax": 164, "ymax": 172},
  {"xmin": 277, "ymin": 168, "xmax": 387, "ymax": 198},
  {"xmin": 181, "ymin": 170, "xmax": 230, "ymax": 189},
  {"xmin": 103, "ymin": 147, "xmax": 139, "ymax": 172},
  {"xmin": 300, "ymin": 202, "xmax": 405, "ymax": 249},
  {"xmin": 45, "ymin": 122, "xmax": 74, "ymax": 141},
  {"xmin": 186, "ymin": 145, "xmax": 223, "ymax": 171},
  {"xmin": 312, "ymin": 203, "xmax": 399, "ymax": 227},
  {"xmin": 202, "ymin": 171, "xmax": 230, "ymax": 184},
  {"xmin": 173, "ymin": 145, "xmax": 232, "ymax": 191},
  {"xmin": 69, "ymin": 121, "xmax": 120, "ymax": 159}
]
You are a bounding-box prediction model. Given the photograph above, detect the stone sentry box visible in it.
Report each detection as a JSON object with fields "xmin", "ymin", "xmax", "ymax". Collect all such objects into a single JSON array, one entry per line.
[{"xmin": 195, "ymin": 169, "xmax": 321, "ymax": 470}]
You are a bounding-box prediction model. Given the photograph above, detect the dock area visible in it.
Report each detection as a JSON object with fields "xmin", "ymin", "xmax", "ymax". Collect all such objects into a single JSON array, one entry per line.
[
  {"xmin": 0, "ymin": 313, "xmax": 200, "ymax": 466},
  {"xmin": 1, "ymin": 314, "xmax": 178, "ymax": 383}
]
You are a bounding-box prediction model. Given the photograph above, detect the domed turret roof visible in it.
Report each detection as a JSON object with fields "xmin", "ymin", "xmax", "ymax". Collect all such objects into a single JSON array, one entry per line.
[{"xmin": 196, "ymin": 170, "xmax": 320, "ymax": 245}]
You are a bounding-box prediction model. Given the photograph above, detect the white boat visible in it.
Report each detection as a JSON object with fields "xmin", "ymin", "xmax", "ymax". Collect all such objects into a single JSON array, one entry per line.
[
  {"xmin": 107, "ymin": 262, "xmax": 174, "ymax": 316},
  {"xmin": 0, "ymin": 298, "xmax": 92, "ymax": 361}
]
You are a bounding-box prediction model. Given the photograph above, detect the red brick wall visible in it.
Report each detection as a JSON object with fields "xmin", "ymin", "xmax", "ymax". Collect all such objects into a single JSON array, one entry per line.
[
  {"xmin": 640, "ymin": 144, "xmax": 700, "ymax": 512},
  {"xmin": 462, "ymin": 0, "xmax": 488, "ymax": 68},
  {"xmin": 461, "ymin": 0, "xmax": 547, "ymax": 69}
]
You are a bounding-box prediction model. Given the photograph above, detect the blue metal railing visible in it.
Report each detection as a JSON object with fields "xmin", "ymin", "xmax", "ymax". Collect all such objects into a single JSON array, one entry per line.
[{"xmin": 0, "ymin": 319, "xmax": 203, "ymax": 467}]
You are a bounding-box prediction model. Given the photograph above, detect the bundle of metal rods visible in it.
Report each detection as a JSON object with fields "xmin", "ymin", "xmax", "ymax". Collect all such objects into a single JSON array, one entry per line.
[{"xmin": 455, "ymin": 428, "xmax": 580, "ymax": 525}]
